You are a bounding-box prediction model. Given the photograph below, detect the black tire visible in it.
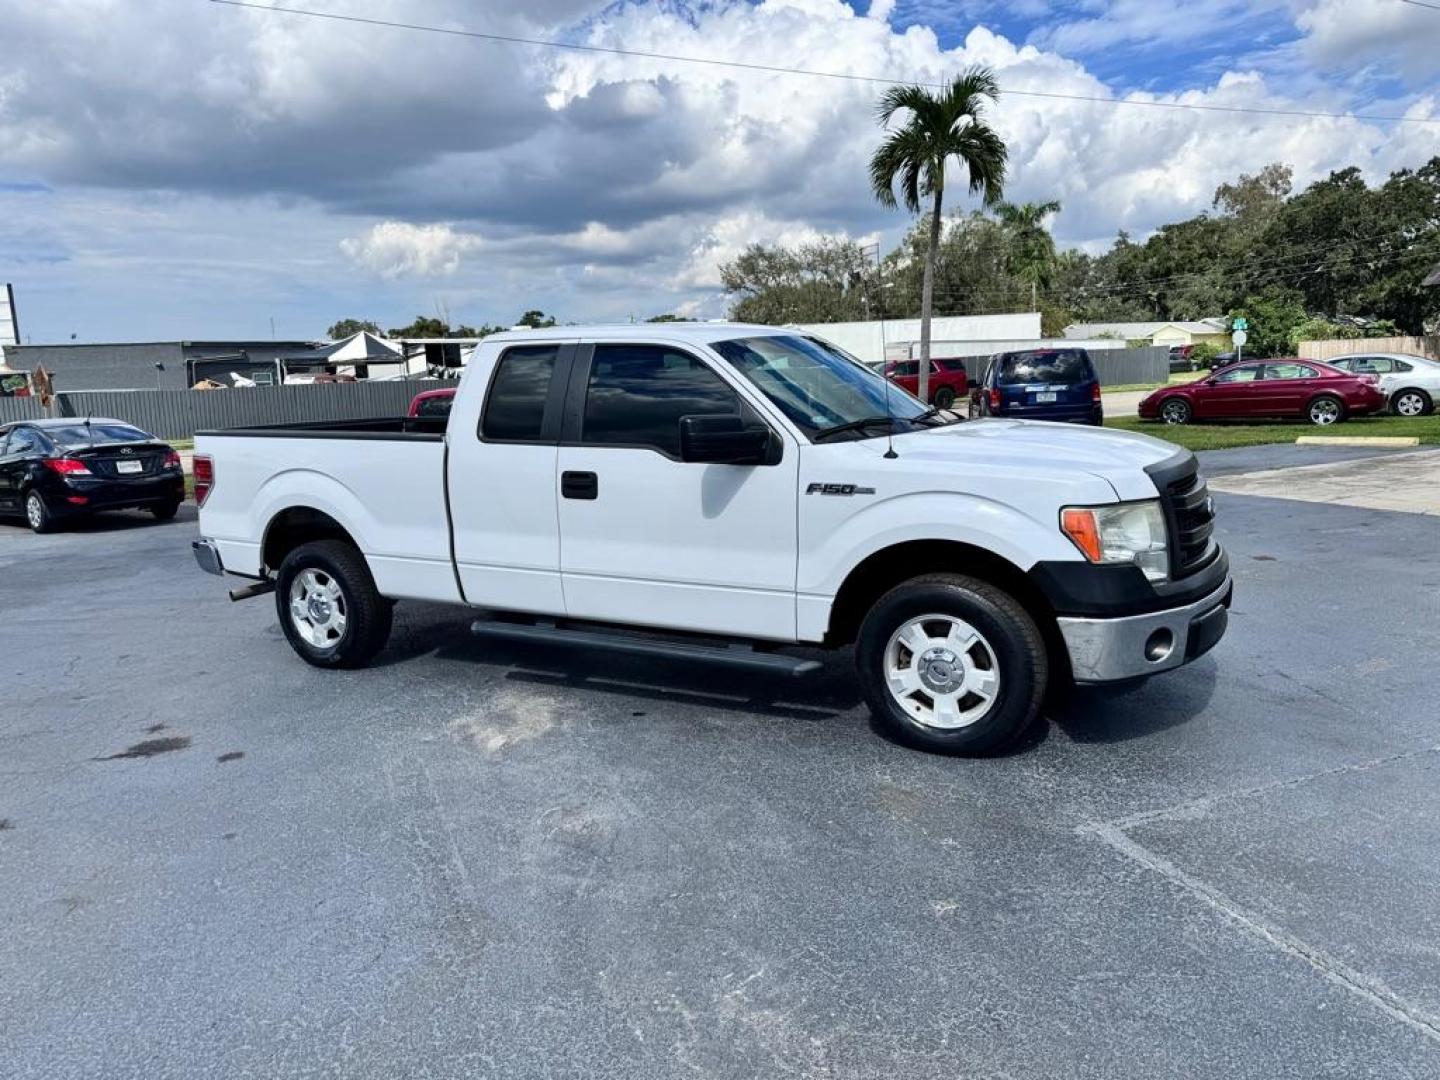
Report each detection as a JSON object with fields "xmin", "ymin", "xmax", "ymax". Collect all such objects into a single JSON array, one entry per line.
[
  {"xmin": 1391, "ymin": 388, "xmax": 1432, "ymax": 418},
  {"xmin": 934, "ymin": 386, "xmax": 956, "ymax": 410},
  {"xmin": 151, "ymin": 501, "xmax": 181, "ymax": 521},
  {"xmin": 855, "ymin": 573, "xmax": 1048, "ymax": 755},
  {"xmin": 23, "ymin": 490, "xmax": 54, "ymax": 534},
  {"xmin": 274, "ymin": 540, "xmax": 392, "ymax": 669},
  {"xmin": 1158, "ymin": 397, "xmax": 1191, "ymax": 425},
  {"xmin": 1306, "ymin": 394, "xmax": 1345, "ymax": 426}
]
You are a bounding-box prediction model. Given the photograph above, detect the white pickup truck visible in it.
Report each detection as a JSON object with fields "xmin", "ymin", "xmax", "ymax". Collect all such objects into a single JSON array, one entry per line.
[{"xmin": 193, "ymin": 324, "xmax": 1231, "ymax": 754}]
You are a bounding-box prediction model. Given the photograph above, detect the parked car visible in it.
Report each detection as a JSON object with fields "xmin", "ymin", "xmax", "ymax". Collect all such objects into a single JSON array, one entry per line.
[
  {"xmin": 192, "ymin": 324, "xmax": 1230, "ymax": 757},
  {"xmin": 0, "ymin": 418, "xmax": 185, "ymax": 532},
  {"xmin": 968, "ymin": 348, "xmax": 1103, "ymax": 426},
  {"xmin": 1324, "ymin": 353, "xmax": 1439, "ymax": 417},
  {"xmin": 1168, "ymin": 345, "xmax": 1194, "ymax": 373},
  {"xmin": 408, "ymin": 387, "xmax": 457, "ymax": 419},
  {"xmin": 1137, "ymin": 359, "xmax": 1387, "ymax": 426},
  {"xmin": 1208, "ymin": 351, "xmax": 1240, "ymax": 370},
  {"xmin": 883, "ymin": 357, "xmax": 968, "ymax": 409}
]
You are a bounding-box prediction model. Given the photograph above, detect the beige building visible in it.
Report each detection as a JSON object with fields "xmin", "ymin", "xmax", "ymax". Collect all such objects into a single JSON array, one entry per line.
[{"xmin": 1064, "ymin": 319, "xmax": 1231, "ymax": 350}]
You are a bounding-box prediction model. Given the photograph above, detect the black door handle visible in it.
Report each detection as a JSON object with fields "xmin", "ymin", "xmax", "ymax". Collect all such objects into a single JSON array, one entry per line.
[{"xmin": 561, "ymin": 471, "xmax": 598, "ymax": 500}]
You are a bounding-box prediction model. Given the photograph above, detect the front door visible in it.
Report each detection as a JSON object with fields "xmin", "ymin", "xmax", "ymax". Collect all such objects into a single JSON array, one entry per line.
[
  {"xmin": 0, "ymin": 426, "xmax": 40, "ymax": 514},
  {"xmin": 1193, "ymin": 362, "xmax": 1264, "ymax": 418},
  {"xmin": 556, "ymin": 342, "xmax": 800, "ymax": 640},
  {"xmin": 448, "ymin": 341, "xmax": 576, "ymax": 615}
]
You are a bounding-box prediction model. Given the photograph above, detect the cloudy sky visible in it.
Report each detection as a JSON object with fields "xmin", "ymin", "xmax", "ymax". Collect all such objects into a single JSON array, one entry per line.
[{"xmin": 1, "ymin": 0, "xmax": 1437, "ymax": 342}]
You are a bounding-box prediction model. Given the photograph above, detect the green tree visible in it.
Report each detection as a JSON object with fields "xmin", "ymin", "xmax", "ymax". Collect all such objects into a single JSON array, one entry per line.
[
  {"xmin": 645, "ymin": 313, "xmax": 696, "ymax": 323},
  {"xmin": 870, "ymin": 67, "xmax": 1008, "ymax": 402},
  {"xmin": 327, "ymin": 318, "xmax": 381, "ymax": 339},
  {"xmin": 995, "ymin": 200, "xmax": 1061, "ymax": 312},
  {"xmin": 386, "ymin": 315, "xmax": 451, "ymax": 338},
  {"xmin": 1230, "ymin": 287, "xmax": 1308, "ymax": 358},
  {"xmin": 720, "ymin": 238, "xmax": 872, "ymax": 324},
  {"xmin": 517, "ymin": 310, "xmax": 557, "ymax": 329}
]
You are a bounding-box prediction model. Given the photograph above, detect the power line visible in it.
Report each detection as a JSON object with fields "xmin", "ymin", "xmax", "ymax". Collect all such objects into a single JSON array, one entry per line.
[
  {"xmin": 208, "ymin": 0, "xmax": 1440, "ymax": 126},
  {"xmin": 1397, "ymin": 0, "xmax": 1440, "ymax": 11}
]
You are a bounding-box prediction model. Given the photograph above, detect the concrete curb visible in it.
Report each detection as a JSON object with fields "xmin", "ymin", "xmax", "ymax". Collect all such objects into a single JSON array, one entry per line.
[{"xmin": 1294, "ymin": 436, "xmax": 1420, "ymax": 447}]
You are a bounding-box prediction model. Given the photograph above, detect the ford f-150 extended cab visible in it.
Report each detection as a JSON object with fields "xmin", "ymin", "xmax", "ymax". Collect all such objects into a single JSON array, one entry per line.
[{"xmin": 192, "ymin": 324, "xmax": 1231, "ymax": 755}]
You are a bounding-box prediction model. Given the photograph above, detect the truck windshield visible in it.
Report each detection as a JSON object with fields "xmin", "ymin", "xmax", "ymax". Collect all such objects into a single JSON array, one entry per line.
[{"xmin": 711, "ymin": 335, "xmax": 931, "ymax": 440}]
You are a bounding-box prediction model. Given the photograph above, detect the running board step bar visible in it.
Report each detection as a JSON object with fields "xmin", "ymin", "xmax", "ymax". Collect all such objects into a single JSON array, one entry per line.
[{"xmin": 470, "ymin": 620, "xmax": 822, "ymax": 677}]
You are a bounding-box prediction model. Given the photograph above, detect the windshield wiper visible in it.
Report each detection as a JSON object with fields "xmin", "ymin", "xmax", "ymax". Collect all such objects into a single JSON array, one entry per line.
[{"xmin": 813, "ymin": 415, "xmax": 904, "ymax": 442}]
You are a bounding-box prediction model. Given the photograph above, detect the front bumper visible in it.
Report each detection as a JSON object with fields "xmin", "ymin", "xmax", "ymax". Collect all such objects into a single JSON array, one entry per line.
[{"xmin": 1057, "ymin": 577, "xmax": 1233, "ymax": 682}]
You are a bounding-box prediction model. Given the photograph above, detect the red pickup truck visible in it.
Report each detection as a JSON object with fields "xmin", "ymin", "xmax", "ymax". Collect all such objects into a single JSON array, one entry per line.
[{"xmin": 883, "ymin": 357, "xmax": 969, "ymax": 409}]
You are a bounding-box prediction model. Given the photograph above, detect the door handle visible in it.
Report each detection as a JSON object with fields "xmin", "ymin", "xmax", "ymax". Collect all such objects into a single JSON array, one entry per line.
[{"xmin": 561, "ymin": 470, "xmax": 598, "ymax": 500}]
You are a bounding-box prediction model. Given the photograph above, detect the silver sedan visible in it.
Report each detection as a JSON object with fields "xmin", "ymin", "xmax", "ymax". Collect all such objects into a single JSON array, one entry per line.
[{"xmin": 1325, "ymin": 353, "xmax": 1440, "ymax": 417}]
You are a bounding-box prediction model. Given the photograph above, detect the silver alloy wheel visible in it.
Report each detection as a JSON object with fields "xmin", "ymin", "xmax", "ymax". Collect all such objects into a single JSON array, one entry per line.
[
  {"xmin": 25, "ymin": 493, "xmax": 44, "ymax": 530},
  {"xmin": 1309, "ymin": 398, "xmax": 1341, "ymax": 425},
  {"xmin": 1161, "ymin": 400, "xmax": 1189, "ymax": 425},
  {"xmin": 288, "ymin": 568, "xmax": 348, "ymax": 650},
  {"xmin": 1394, "ymin": 391, "xmax": 1426, "ymax": 417},
  {"xmin": 883, "ymin": 613, "xmax": 1001, "ymax": 730}
]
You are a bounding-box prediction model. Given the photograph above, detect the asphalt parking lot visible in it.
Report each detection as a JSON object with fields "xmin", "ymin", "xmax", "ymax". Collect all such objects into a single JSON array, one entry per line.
[{"xmin": 3, "ymin": 446, "xmax": 1439, "ymax": 1079}]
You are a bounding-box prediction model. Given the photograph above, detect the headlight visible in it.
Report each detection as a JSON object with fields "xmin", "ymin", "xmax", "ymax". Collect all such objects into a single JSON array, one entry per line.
[{"xmin": 1061, "ymin": 501, "xmax": 1170, "ymax": 583}]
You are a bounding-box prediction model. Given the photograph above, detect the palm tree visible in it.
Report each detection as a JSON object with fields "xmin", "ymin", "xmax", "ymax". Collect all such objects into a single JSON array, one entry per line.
[
  {"xmin": 996, "ymin": 200, "xmax": 1062, "ymax": 313},
  {"xmin": 870, "ymin": 67, "xmax": 1007, "ymax": 404}
]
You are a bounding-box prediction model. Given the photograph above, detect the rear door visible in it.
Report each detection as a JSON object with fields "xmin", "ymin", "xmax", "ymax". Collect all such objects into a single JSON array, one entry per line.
[
  {"xmin": 448, "ymin": 341, "xmax": 575, "ymax": 615},
  {"xmin": 1260, "ymin": 362, "xmax": 1321, "ymax": 415},
  {"xmin": 555, "ymin": 341, "xmax": 799, "ymax": 640}
]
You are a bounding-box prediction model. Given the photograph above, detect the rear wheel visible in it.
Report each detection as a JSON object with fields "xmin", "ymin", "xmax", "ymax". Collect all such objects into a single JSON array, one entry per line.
[
  {"xmin": 855, "ymin": 574, "xmax": 1047, "ymax": 755},
  {"xmin": 275, "ymin": 540, "xmax": 392, "ymax": 668},
  {"xmin": 933, "ymin": 386, "xmax": 956, "ymax": 410},
  {"xmin": 1307, "ymin": 395, "xmax": 1344, "ymax": 426},
  {"xmin": 24, "ymin": 491, "xmax": 54, "ymax": 534},
  {"xmin": 151, "ymin": 501, "xmax": 180, "ymax": 521},
  {"xmin": 1391, "ymin": 389, "xmax": 1431, "ymax": 417},
  {"xmin": 1159, "ymin": 397, "xmax": 1191, "ymax": 425}
]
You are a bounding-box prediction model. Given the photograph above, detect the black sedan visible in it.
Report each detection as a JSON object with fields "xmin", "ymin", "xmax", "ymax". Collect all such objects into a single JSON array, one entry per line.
[{"xmin": 0, "ymin": 418, "xmax": 186, "ymax": 532}]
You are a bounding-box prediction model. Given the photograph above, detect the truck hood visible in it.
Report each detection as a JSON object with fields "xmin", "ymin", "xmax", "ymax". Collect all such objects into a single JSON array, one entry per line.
[{"xmin": 861, "ymin": 418, "xmax": 1183, "ymax": 501}]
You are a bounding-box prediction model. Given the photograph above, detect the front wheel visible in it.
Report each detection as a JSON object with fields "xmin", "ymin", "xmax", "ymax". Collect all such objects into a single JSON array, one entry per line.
[
  {"xmin": 1159, "ymin": 397, "xmax": 1192, "ymax": 425},
  {"xmin": 1307, "ymin": 395, "xmax": 1345, "ymax": 426},
  {"xmin": 855, "ymin": 574, "xmax": 1048, "ymax": 755},
  {"xmin": 274, "ymin": 540, "xmax": 392, "ymax": 668}
]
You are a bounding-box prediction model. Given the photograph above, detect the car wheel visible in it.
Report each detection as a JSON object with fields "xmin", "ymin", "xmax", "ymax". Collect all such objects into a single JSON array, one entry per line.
[
  {"xmin": 855, "ymin": 573, "xmax": 1047, "ymax": 755},
  {"xmin": 934, "ymin": 386, "xmax": 956, "ymax": 410},
  {"xmin": 1307, "ymin": 395, "xmax": 1345, "ymax": 426},
  {"xmin": 24, "ymin": 490, "xmax": 54, "ymax": 534},
  {"xmin": 1159, "ymin": 397, "xmax": 1192, "ymax": 425},
  {"xmin": 151, "ymin": 501, "xmax": 181, "ymax": 521},
  {"xmin": 274, "ymin": 540, "xmax": 393, "ymax": 669},
  {"xmin": 1391, "ymin": 389, "xmax": 1431, "ymax": 417}
]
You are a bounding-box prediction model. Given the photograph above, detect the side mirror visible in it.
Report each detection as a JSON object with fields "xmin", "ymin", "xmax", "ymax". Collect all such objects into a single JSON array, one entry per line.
[{"xmin": 679, "ymin": 414, "xmax": 772, "ymax": 465}]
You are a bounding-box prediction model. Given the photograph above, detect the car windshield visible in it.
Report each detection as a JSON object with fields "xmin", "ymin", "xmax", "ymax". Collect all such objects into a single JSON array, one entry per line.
[
  {"xmin": 710, "ymin": 334, "xmax": 932, "ymax": 440},
  {"xmin": 999, "ymin": 350, "xmax": 1091, "ymax": 385},
  {"xmin": 47, "ymin": 423, "xmax": 152, "ymax": 446}
]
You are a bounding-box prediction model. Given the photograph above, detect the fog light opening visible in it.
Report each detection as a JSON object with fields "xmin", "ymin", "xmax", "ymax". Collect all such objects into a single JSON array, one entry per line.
[{"xmin": 1144, "ymin": 628, "xmax": 1175, "ymax": 663}]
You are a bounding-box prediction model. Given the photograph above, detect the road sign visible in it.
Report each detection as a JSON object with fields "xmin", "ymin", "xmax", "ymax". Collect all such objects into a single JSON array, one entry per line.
[
  {"xmin": 1232, "ymin": 329, "xmax": 1248, "ymax": 347},
  {"xmin": 1232, "ymin": 317, "xmax": 1248, "ymax": 331}
]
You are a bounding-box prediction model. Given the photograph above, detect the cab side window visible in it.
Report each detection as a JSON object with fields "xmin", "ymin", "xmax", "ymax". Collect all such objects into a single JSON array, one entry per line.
[
  {"xmin": 581, "ymin": 345, "xmax": 745, "ymax": 458},
  {"xmin": 481, "ymin": 346, "xmax": 560, "ymax": 442}
]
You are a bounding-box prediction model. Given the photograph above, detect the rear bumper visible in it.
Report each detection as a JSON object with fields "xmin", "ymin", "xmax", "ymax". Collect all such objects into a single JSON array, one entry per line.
[
  {"xmin": 1057, "ymin": 577, "xmax": 1233, "ymax": 683},
  {"xmin": 49, "ymin": 474, "xmax": 184, "ymax": 514},
  {"xmin": 192, "ymin": 539, "xmax": 225, "ymax": 577}
]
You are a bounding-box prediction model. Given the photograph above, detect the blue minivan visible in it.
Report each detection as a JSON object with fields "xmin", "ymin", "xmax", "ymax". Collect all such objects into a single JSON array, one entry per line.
[{"xmin": 969, "ymin": 348, "xmax": 1103, "ymax": 425}]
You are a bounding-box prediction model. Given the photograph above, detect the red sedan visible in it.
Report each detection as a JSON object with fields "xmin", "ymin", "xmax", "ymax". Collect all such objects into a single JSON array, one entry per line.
[{"xmin": 1138, "ymin": 359, "xmax": 1386, "ymax": 426}]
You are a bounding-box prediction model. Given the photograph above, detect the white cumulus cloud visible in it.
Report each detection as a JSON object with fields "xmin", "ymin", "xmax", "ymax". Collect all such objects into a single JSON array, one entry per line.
[{"xmin": 340, "ymin": 222, "xmax": 481, "ymax": 279}]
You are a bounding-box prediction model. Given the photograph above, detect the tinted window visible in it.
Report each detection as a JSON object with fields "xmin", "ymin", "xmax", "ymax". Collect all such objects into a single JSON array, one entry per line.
[
  {"xmin": 1214, "ymin": 365, "xmax": 1262, "ymax": 383},
  {"xmin": 47, "ymin": 423, "xmax": 150, "ymax": 446},
  {"xmin": 997, "ymin": 350, "xmax": 1092, "ymax": 385},
  {"xmin": 582, "ymin": 345, "xmax": 741, "ymax": 456},
  {"xmin": 4, "ymin": 428, "xmax": 42, "ymax": 455},
  {"xmin": 891, "ymin": 361, "xmax": 919, "ymax": 377},
  {"xmin": 935, "ymin": 358, "xmax": 966, "ymax": 373},
  {"xmin": 1395, "ymin": 360, "xmax": 1414, "ymax": 372},
  {"xmin": 482, "ymin": 346, "xmax": 558, "ymax": 441},
  {"xmin": 416, "ymin": 394, "xmax": 453, "ymax": 418},
  {"xmin": 1263, "ymin": 363, "xmax": 1318, "ymax": 380}
]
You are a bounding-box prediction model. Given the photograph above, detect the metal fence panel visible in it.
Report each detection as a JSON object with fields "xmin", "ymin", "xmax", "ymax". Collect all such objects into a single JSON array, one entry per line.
[
  {"xmin": 43, "ymin": 381, "xmax": 460, "ymax": 440},
  {"xmin": 0, "ymin": 397, "xmax": 47, "ymax": 424}
]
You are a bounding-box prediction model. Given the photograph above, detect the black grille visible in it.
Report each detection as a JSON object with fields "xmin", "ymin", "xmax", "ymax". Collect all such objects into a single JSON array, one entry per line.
[{"xmin": 1164, "ymin": 469, "xmax": 1216, "ymax": 577}]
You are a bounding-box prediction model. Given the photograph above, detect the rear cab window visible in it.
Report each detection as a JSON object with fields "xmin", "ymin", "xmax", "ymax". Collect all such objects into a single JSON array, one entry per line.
[{"xmin": 481, "ymin": 345, "xmax": 562, "ymax": 442}]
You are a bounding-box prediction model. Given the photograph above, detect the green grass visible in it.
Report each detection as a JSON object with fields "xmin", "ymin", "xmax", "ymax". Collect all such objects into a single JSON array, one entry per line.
[
  {"xmin": 1104, "ymin": 371, "xmax": 1209, "ymax": 394},
  {"xmin": 171, "ymin": 438, "xmax": 195, "ymax": 452},
  {"xmin": 1107, "ymin": 413, "xmax": 1440, "ymax": 452}
]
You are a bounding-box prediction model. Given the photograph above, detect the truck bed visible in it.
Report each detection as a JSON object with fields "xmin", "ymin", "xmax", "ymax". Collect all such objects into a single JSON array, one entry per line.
[{"xmin": 195, "ymin": 416, "xmax": 448, "ymax": 440}]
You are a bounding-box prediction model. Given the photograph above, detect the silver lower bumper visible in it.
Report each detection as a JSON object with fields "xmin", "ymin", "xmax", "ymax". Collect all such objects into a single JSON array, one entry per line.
[
  {"xmin": 1057, "ymin": 578, "xmax": 1233, "ymax": 683},
  {"xmin": 192, "ymin": 538, "xmax": 225, "ymax": 577}
]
